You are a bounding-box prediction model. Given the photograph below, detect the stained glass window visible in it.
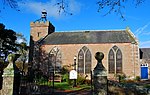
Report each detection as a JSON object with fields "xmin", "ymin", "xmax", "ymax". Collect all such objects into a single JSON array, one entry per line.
[
  {"xmin": 78, "ymin": 49, "xmax": 84, "ymax": 73},
  {"xmin": 116, "ymin": 49, "xmax": 122, "ymax": 73},
  {"xmin": 78, "ymin": 46, "xmax": 91, "ymax": 74},
  {"xmin": 108, "ymin": 46, "xmax": 122, "ymax": 74},
  {"xmin": 49, "ymin": 47, "xmax": 62, "ymax": 73},
  {"xmin": 85, "ymin": 49, "xmax": 92, "ymax": 74},
  {"xmin": 108, "ymin": 49, "xmax": 115, "ymax": 73}
]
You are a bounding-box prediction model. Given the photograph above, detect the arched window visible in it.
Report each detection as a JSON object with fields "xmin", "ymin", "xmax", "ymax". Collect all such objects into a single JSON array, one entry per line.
[
  {"xmin": 108, "ymin": 46, "xmax": 122, "ymax": 74},
  {"xmin": 85, "ymin": 49, "xmax": 92, "ymax": 74},
  {"xmin": 78, "ymin": 46, "xmax": 91, "ymax": 74},
  {"xmin": 78, "ymin": 49, "xmax": 84, "ymax": 73},
  {"xmin": 116, "ymin": 49, "xmax": 122, "ymax": 73},
  {"xmin": 108, "ymin": 49, "xmax": 115, "ymax": 73},
  {"xmin": 49, "ymin": 47, "xmax": 62, "ymax": 73}
]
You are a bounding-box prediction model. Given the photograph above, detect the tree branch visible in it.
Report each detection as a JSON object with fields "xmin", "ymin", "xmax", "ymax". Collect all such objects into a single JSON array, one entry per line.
[
  {"xmin": 97, "ymin": 0, "xmax": 145, "ymax": 20},
  {"xmin": 54, "ymin": 0, "xmax": 73, "ymax": 15}
]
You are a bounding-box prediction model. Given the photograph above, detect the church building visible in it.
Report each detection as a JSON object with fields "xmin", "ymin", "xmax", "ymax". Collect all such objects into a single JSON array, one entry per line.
[{"xmin": 29, "ymin": 10, "xmax": 140, "ymax": 79}]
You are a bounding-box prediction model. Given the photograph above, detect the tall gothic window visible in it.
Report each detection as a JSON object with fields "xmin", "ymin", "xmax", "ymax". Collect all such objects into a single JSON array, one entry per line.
[
  {"xmin": 116, "ymin": 49, "xmax": 122, "ymax": 73},
  {"xmin": 108, "ymin": 49, "xmax": 115, "ymax": 73},
  {"xmin": 78, "ymin": 46, "xmax": 92, "ymax": 74},
  {"xmin": 49, "ymin": 47, "xmax": 62, "ymax": 73},
  {"xmin": 108, "ymin": 46, "xmax": 122, "ymax": 74}
]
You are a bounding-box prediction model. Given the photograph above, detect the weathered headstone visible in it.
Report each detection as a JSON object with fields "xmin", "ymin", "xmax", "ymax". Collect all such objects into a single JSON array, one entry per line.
[
  {"xmin": 1, "ymin": 54, "xmax": 15, "ymax": 95},
  {"xmin": 93, "ymin": 52, "xmax": 107, "ymax": 95},
  {"xmin": 0, "ymin": 54, "xmax": 20, "ymax": 95}
]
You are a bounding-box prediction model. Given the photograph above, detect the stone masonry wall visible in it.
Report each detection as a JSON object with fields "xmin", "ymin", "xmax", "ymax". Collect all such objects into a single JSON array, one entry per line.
[
  {"xmin": 30, "ymin": 21, "xmax": 50, "ymax": 42},
  {"xmin": 40, "ymin": 43, "xmax": 140, "ymax": 79}
]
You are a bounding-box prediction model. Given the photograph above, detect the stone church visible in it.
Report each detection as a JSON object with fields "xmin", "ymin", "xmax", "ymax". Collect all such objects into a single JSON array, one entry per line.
[{"xmin": 29, "ymin": 11, "xmax": 140, "ymax": 79}]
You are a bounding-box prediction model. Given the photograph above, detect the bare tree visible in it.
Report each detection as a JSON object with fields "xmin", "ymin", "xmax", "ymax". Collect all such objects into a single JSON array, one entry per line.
[
  {"xmin": 97, "ymin": 0, "xmax": 145, "ymax": 20},
  {"xmin": 0, "ymin": 0, "xmax": 146, "ymax": 19},
  {"xmin": 0, "ymin": 0, "xmax": 21, "ymax": 12},
  {"xmin": 54, "ymin": 0, "xmax": 73, "ymax": 15}
]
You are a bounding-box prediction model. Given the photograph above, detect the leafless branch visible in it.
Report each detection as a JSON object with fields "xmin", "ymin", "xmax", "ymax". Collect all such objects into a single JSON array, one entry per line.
[
  {"xmin": 54, "ymin": 0, "xmax": 73, "ymax": 15},
  {"xmin": 97, "ymin": 0, "xmax": 145, "ymax": 20},
  {"xmin": 1, "ymin": 0, "xmax": 21, "ymax": 11},
  {"xmin": 135, "ymin": 0, "xmax": 145, "ymax": 6}
]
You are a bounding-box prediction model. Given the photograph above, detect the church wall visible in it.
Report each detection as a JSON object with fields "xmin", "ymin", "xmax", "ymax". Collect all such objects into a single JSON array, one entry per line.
[
  {"xmin": 30, "ymin": 21, "xmax": 50, "ymax": 42},
  {"xmin": 40, "ymin": 43, "xmax": 140, "ymax": 79}
]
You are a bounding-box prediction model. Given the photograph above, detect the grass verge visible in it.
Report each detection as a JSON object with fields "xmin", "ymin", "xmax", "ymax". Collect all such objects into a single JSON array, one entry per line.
[{"xmin": 53, "ymin": 82, "xmax": 91, "ymax": 91}]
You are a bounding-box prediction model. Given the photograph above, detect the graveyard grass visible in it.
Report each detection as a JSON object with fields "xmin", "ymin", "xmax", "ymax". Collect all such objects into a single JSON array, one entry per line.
[
  {"xmin": 38, "ymin": 81, "xmax": 91, "ymax": 91},
  {"xmin": 54, "ymin": 82, "xmax": 91, "ymax": 91}
]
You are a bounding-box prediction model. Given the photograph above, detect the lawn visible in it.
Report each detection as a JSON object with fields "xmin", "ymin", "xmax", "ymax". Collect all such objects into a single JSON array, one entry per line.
[{"xmin": 54, "ymin": 82, "xmax": 91, "ymax": 91}]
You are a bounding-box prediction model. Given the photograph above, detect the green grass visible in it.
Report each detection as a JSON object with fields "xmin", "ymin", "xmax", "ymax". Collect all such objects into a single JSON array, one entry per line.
[
  {"xmin": 54, "ymin": 82, "xmax": 91, "ymax": 91},
  {"xmin": 38, "ymin": 81, "xmax": 91, "ymax": 91}
]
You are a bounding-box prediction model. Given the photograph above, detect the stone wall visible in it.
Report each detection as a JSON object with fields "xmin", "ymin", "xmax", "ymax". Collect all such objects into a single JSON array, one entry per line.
[
  {"xmin": 30, "ymin": 21, "xmax": 54, "ymax": 42},
  {"xmin": 40, "ymin": 43, "xmax": 140, "ymax": 79},
  {"xmin": 29, "ymin": 21, "xmax": 55, "ymax": 64}
]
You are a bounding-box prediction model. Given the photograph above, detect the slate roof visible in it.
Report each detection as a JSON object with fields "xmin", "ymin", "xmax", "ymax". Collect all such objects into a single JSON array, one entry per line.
[
  {"xmin": 140, "ymin": 48, "xmax": 150, "ymax": 59},
  {"xmin": 42, "ymin": 30, "xmax": 135, "ymax": 45}
]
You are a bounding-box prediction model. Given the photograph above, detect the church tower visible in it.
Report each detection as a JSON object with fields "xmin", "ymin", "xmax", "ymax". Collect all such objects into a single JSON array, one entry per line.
[
  {"xmin": 29, "ymin": 9, "xmax": 55, "ymax": 64},
  {"xmin": 30, "ymin": 9, "xmax": 55, "ymax": 42}
]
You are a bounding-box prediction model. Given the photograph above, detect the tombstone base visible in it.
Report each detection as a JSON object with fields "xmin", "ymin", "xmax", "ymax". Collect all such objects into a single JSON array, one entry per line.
[{"xmin": 0, "ymin": 75, "xmax": 14, "ymax": 95}]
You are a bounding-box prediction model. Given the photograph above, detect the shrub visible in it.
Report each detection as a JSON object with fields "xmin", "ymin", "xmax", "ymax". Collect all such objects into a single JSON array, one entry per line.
[
  {"xmin": 62, "ymin": 73, "xmax": 69, "ymax": 82},
  {"xmin": 117, "ymin": 74, "xmax": 126, "ymax": 82},
  {"xmin": 76, "ymin": 75, "xmax": 85, "ymax": 85},
  {"xmin": 61, "ymin": 66, "xmax": 69, "ymax": 75},
  {"xmin": 61, "ymin": 73, "xmax": 73, "ymax": 85},
  {"xmin": 62, "ymin": 72, "xmax": 91, "ymax": 86},
  {"xmin": 125, "ymin": 79, "xmax": 134, "ymax": 83},
  {"xmin": 134, "ymin": 76, "xmax": 140, "ymax": 81},
  {"xmin": 84, "ymin": 79, "xmax": 91, "ymax": 85}
]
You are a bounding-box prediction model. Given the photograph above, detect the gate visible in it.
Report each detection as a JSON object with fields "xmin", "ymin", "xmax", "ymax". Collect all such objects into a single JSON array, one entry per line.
[
  {"xmin": 141, "ymin": 64, "xmax": 149, "ymax": 79},
  {"xmin": 19, "ymin": 69, "xmax": 54, "ymax": 95}
]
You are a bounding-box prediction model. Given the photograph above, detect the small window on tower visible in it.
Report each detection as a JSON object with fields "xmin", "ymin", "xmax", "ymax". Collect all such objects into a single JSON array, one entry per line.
[{"xmin": 37, "ymin": 32, "xmax": 41, "ymax": 37}]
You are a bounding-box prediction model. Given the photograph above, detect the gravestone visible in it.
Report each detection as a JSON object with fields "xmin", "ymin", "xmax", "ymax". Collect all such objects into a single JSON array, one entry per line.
[
  {"xmin": 0, "ymin": 54, "xmax": 20, "ymax": 95},
  {"xmin": 93, "ymin": 52, "xmax": 107, "ymax": 95},
  {"xmin": 0, "ymin": 54, "xmax": 15, "ymax": 95}
]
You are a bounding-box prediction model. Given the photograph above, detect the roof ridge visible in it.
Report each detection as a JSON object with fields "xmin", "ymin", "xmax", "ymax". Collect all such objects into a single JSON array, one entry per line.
[
  {"xmin": 140, "ymin": 48, "xmax": 150, "ymax": 49},
  {"xmin": 55, "ymin": 29, "xmax": 126, "ymax": 33}
]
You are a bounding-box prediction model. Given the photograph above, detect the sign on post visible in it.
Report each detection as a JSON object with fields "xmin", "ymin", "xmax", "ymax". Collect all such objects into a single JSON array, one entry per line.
[{"xmin": 69, "ymin": 70, "xmax": 77, "ymax": 79}]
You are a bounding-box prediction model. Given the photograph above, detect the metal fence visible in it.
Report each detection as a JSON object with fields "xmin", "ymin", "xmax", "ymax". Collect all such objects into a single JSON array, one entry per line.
[{"xmin": 19, "ymin": 70, "xmax": 54, "ymax": 95}]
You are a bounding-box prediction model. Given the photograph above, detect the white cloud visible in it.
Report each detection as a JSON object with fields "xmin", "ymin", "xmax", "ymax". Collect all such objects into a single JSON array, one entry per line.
[
  {"xmin": 135, "ymin": 22, "xmax": 150, "ymax": 38},
  {"xmin": 19, "ymin": 0, "xmax": 81, "ymax": 18},
  {"xmin": 140, "ymin": 41, "xmax": 150, "ymax": 48},
  {"xmin": 135, "ymin": 22, "xmax": 150, "ymax": 48},
  {"xmin": 68, "ymin": 0, "xmax": 82, "ymax": 13},
  {"xmin": 142, "ymin": 32, "xmax": 150, "ymax": 35}
]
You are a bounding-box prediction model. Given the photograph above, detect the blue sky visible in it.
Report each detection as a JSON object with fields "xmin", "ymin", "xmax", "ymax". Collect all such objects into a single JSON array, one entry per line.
[{"xmin": 0, "ymin": 0, "xmax": 150, "ymax": 48}]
